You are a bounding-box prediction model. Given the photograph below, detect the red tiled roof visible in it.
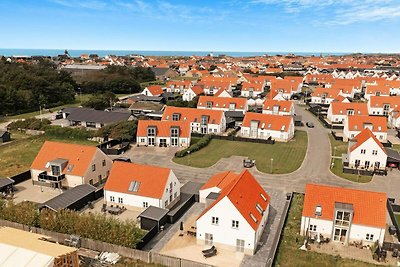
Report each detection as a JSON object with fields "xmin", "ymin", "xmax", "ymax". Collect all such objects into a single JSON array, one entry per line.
[
  {"xmin": 263, "ymin": 100, "xmax": 293, "ymax": 112},
  {"xmin": 104, "ymin": 161, "xmax": 171, "ymax": 199},
  {"xmin": 242, "ymin": 112, "xmax": 292, "ymax": 132},
  {"xmin": 330, "ymin": 102, "xmax": 368, "ymax": 115},
  {"xmin": 197, "ymin": 96, "xmax": 247, "ymax": 109},
  {"xmin": 303, "ymin": 184, "xmax": 387, "ymax": 228},
  {"xmin": 349, "ymin": 128, "xmax": 386, "ymax": 153},
  {"xmin": 311, "ymin": 87, "xmax": 342, "ymax": 98},
  {"xmin": 137, "ymin": 120, "xmax": 191, "ymax": 138},
  {"xmin": 347, "ymin": 115, "xmax": 387, "ymax": 132},
  {"xmin": 190, "ymin": 85, "xmax": 204, "ymax": 95},
  {"xmin": 197, "ymin": 170, "xmax": 270, "ymax": 231},
  {"xmin": 162, "ymin": 106, "xmax": 223, "ymax": 125},
  {"xmin": 30, "ymin": 141, "xmax": 98, "ymax": 177},
  {"xmin": 370, "ymin": 96, "xmax": 400, "ymax": 109},
  {"xmin": 365, "ymin": 84, "xmax": 391, "ymax": 95},
  {"xmin": 200, "ymin": 171, "xmax": 239, "ymax": 190},
  {"xmin": 241, "ymin": 82, "xmax": 264, "ymax": 92},
  {"xmin": 146, "ymin": 85, "xmax": 163, "ymax": 96}
]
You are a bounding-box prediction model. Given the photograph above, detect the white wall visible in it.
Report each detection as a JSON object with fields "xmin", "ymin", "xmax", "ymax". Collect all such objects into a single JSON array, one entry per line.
[
  {"xmin": 240, "ymin": 120, "xmax": 294, "ymax": 142},
  {"xmin": 348, "ymin": 138, "xmax": 387, "ymax": 170},
  {"xmin": 196, "ymin": 197, "xmax": 258, "ymax": 254},
  {"xmin": 136, "ymin": 136, "xmax": 190, "ymax": 148},
  {"xmin": 349, "ymin": 224, "xmax": 385, "ymax": 245}
]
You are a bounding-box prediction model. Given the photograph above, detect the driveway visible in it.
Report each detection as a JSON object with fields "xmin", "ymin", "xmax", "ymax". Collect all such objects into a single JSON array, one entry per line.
[{"xmin": 124, "ymin": 104, "xmax": 400, "ymax": 199}]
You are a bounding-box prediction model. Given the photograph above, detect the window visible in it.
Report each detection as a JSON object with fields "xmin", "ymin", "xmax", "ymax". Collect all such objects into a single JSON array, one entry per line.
[
  {"xmin": 118, "ymin": 197, "xmax": 123, "ymax": 204},
  {"xmin": 206, "ymin": 101, "xmax": 213, "ymax": 108},
  {"xmin": 232, "ymin": 220, "xmax": 239, "ymax": 229},
  {"xmin": 110, "ymin": 196, "xmax": 115, "ymax": 202},
  {"xmin": 147, "ymin": 127, "xmax": 156, "ymax": 136},
  {"xmin": 102, "ymin": 159, "xmax": 106, "ymax": 166},
  {"xmin": 379, "ymin": 135, "xmax": 383, "ymax": 140},
  {"xmin": 212, "ymin": 217, "xmax": 219, "ymax": 225},
  {"xmin": 89, "ymin": 179, "xmax": 93, "ymax": 185},
  {"xmin": 366, "ymin": 234, "xmax": 374, "ymax": 241},
  {"xmin": 92, "ymin": 164, "xmax": 96, "ymax": 172},
  {"xmin": 260, "ymin": 193, "xmax": 267, "ymax": 202},
  {"xmin": 372, "ymin": 150, "xmax": 378, "ymax": 155},
  {"xmin": 143, "ymin": 202, "xmax": 148, "ymax": 208},
  {"xmin": 141, "ymin": 138, "xmax": 145, "ymax": 142},
  {"xmin": 361, "ymin": 149, "xmax": 366, "ymax": 154},
  {"xmin": 355, "ymin": 159, "xmax": 360, "ymax": 167},
  {"xmin": 256, "ymin": 203, "xmax": 263, "ymax": 215},
  {"xmin": 335, "ymin": 211, "xmax": 351, "ymax": 227},
  {"xmin": 106, "ymin": 170, "xmax": 110, "ymax": 178},
  {"xmin": 172, "ymin": 113, "xmax": 180, "ymax": 121},
  {"xmin": 98, "ymin": 174, "xmax": 102, "ymax": 184},
  {"xmin": 309, "ymin": 224, "xmax": 317, "ymax": 232},
  {"xmin": 165, "ymin": 200, "xmax": 168, "ymax": 207},
  {"xmin": 174, "ymin": 192, "xmax": 177, "ymax": 198}
]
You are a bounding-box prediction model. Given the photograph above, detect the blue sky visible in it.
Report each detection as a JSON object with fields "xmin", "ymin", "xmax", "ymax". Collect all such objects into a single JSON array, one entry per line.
[{"xmin": 1, "ymin": 0, "xmax": 400, "ymax": 53}]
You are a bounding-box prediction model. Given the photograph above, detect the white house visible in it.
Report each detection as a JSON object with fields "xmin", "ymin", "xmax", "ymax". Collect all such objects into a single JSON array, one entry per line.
[
  {"xmin": 142, "ymin": 85, "xmax": 164, "ymax": 97},
  {"xmin": 182, "ymin": 85, "xmax": 204, "ymax": 101},
  {"xmin": 345, "ymin": 128, "xmax": 387, "ymax": 171},
  {"xmin": 241, "ymin": 112, "xmax": 295, "ymax": 142},
  {"xmin": 327, "ymin": 102, "xmax": 368, "ymax": 124},
  {"xmin": 162, "ymin": 106, "xmax": 226, "ymax": 135},
  {"xmin": 364, "ymin": 85, "xmax": 390, "ymax": 101},
  {"xmin": 368, "ymin": 96, "xmax": 400, "ymax": 116},
  {"xmin": 388, "ymin": 109, "xmax": 400, "ymax": 128},
  {"xmin": 311, "ymin": 88, "xmax": 342, "ymax": 105},
  {"xmin": 197, "ymin": 96, "xmax": 248, "ymax": 113},
  {"xmin": 301, "ymin": 183, "xmax": 387, "ymax": 245},
  {"xmin": 196, "ymin": 170, "xmax": 270, "ymax": 255},
  {"xmin": 30, "ymin": 141, "xmax": 113, "ymax": 189},
  {"xmin": 262, "ymin": 99, "xmax": 294, "ymax": 116},
  {"xmin": 343, "ymin": 115, "xmax": 387, "ymax": 142},
  {"xmin": 136, "ymin": 120, "xmax": 191, "ymax": 147},
  {"xmin": 240, "ymin": 82, "xmax": 265, "ymax": 98},
  {"xmin": 104, "ymin": 162, "xmax": 181, "ymax": 210},
  {"xmin": 166, "ymin": 80, "xmax": 192, "ymax": 94}
]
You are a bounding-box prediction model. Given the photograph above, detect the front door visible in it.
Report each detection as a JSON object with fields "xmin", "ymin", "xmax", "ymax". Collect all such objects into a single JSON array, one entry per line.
[
  {"xmin": 333, "ymin": 228, "xmax": 348, "ymax": 243},
  {"xmin": 236, "ymin": 239, "xmax": 245, "ymax": 252},
  {"xmin": 159, "ymin": 139, "xmax": 167, "ymax": 147},
  {"xmin": 365, "ymin": 161, "xmax": 370, "ymax": 168},
  {"xmin": 205, "ymin": 233, "xmax": 213, "ymax": 246},
  {"xmin": 148, "ymin": 137, "xmax": 155, "ymax": 146},
  {"xmin": 374, "ymin": 162, "xmax": 380, "ymax": 169}
]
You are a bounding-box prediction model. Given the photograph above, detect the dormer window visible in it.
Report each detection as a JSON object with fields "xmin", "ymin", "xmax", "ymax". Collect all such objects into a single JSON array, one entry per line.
[
  {"xmin": 206, "ymin": 101, "xmax": 213, "ymax": 108},
  {"xmin": 172, "ymin": 113, "xmax": 181, "ymax": 121},
  {"xmin": 315, "ymin": 205, "xmax": 322, "ymax": 216}
]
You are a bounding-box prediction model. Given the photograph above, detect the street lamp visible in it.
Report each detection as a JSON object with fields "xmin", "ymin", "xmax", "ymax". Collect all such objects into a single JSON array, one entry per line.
[{"xmin": 270, "ymin": 158, "xmax": 274, "ymax": 173}]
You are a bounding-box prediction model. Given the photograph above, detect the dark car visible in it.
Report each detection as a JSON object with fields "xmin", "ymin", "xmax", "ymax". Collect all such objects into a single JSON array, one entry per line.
[
  {"xmin": 113, "ymin": 157, "xmax": 131, "ymax": 163},
  {"xmin": 243, "ymin": 159, "xmax": 256, "ymax": 168},
  {"xmin": 306, "ymin": 122, "xmax": 315, "ymax": 128}
]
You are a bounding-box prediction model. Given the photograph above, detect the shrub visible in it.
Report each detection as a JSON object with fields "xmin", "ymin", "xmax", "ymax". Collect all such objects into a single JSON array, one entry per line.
[
  {"xmin": 175, "ymin": 134, "xmax": 211, "ymax": 158},
  {"xmin": 8, "ymin": 118, "xmax": 51, "ymax": 131},
  {"xmin": 44, "ymin": 125, "xmax": 94, "ymax": 140},
  {"xmin": 94, "ymin": 120, "xmax": 138, "ymax": 141}
]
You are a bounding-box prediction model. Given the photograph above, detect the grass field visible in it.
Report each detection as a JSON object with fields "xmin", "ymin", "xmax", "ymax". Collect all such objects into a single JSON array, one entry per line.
[
  {"xmin": 396, "ymin": 213, "xmax": 400, "ymax": 226},
  {"xmin": 0, "ymin": 132, "xmax": 97, "ymax": 177},
  {"xmin": 329, "ymin": 135, "xmax": 372, "ymax": 183},
  {"xmin": 173, "ymin": 130, "xmax": 308, "ymax": 174},
  {"xmin": 274, "ymin": 194, "xmax": 379, "ymax": 267}
]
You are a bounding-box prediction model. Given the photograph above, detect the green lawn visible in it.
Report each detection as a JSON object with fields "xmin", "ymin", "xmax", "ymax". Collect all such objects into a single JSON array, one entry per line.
[
  {"xmin": 329, "ymin": 135, "xmax": 372, "ymax": 183},
  {"xmin": 173, "ymin": 131, "xmax": 308, "ymax": 174},
  {"xmin": 0, "ymin": 132, "xmax": 97, "ymax": 177},
  {"xmin": 274, "ymin": 194, "xmax": 379, "ymax": 267}
]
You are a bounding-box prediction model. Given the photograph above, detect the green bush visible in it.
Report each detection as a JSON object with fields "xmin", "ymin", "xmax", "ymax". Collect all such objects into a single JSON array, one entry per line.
[
  {"xmin": 94, "ymin": 120, "xmax": 138, "ymax": 141},
  {"xmin": 44, "ymin": 125, "xmax": 94, "ymax": 140},
  {"xmin": 8, "ymin": 118, "xmax": 51, "ymax": 131},
  {"xmin": 175, "ymin": 134, "xmax": 211, "ymax": 158}
]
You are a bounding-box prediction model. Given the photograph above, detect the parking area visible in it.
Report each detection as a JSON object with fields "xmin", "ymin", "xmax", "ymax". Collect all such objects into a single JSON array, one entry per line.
[{"xmin": 13, "ymin": 179, "xmax": 61, "ymax": 204}]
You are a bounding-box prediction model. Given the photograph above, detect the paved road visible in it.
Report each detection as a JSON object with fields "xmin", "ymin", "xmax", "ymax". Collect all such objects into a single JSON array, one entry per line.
[{"xmin": 121, "ymin": 103, "xmax": 400, "ymax": 199}]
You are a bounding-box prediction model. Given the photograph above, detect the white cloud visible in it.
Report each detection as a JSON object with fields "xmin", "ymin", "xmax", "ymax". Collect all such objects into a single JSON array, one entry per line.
[{"xmin": 50, "ymin": 0, "xmax": 107, "ymax": 10}]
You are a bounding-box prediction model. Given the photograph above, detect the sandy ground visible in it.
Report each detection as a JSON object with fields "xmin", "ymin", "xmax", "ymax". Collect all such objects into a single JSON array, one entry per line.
[
  {"xmin": 160, "ymin": 212, "xmax": 244, "ymax": 267},
  {"xmin": 311, "ymin": 242, "xmax": 398, "ymax": 266}
]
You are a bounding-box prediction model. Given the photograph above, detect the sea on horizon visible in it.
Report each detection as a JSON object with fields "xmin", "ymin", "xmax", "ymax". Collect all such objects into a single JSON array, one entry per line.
[{"xmin": 0, "ymin": 48, "xmax": 348, "ymax": 58}]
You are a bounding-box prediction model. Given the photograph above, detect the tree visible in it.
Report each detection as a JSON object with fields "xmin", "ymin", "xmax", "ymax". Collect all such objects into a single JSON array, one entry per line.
[
  {"xmin": 95, "ymin": 120, "xmax": 138, "ymax": 141},
  {"xmin": 83, "ymin": 92, "xmax": 117, "ymax": 110}
]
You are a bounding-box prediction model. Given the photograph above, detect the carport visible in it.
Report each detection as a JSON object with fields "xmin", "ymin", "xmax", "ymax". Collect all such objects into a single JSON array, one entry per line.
[
  {"xmin": 0, "ymin": 178, "xmax": 14, "ymax": 193},
  {"xmin": 386, "ymin": 148, "xmax": 400, "ymax": 169},
  {"xmin": 40, "ymin": 184, "xmax": 96, "ymax": 211},
  {"xmin": 138, "ymin": 206, "xmax": 169, "ymax": 231}
]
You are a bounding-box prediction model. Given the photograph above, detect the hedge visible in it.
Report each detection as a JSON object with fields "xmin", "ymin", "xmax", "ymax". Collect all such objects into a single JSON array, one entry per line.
[
  {"xmin": 44, "ymin": 125, "xmax": 94, "ymax": 140},
  {"xmin": 8, "ymin": 118, "xmax": 51, "ymax": 131},
  {"xmin": 175, "ymin": 134, "xmax": 211, "ymax": 158}
]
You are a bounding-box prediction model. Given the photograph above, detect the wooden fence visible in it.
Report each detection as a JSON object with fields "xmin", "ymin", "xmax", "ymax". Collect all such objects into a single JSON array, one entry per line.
[{"xmin": 0, "ymin": 219, "xmax": 214, "ymax": 267}]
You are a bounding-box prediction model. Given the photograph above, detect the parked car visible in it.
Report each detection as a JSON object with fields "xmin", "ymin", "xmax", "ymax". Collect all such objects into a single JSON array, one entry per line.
[
  {"xmin": 306, "ymin": 122, "xmax": 315, "ymax": 128},
  {"xmin": 113, "ymin": 157, "xmax": 131, "ymax": 163},
  {"xmin": 243, "ymin": 159, "xmax": 256, "ymax": 168}
]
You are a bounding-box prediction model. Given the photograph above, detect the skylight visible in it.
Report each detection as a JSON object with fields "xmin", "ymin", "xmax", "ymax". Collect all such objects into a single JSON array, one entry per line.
[
  {"xmin": 256, "ymin": 203, "xmax": 263, "ymax": 215},
  {"xmin": 128, "ymin": 181, "xmax": 141, "ymax": 192},
  {"xmin": 250, "ymin": 213, "xmax": 258, "ymax": 223}
]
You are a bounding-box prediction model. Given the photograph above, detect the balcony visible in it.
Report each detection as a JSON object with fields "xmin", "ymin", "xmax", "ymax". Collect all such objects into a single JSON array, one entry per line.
[{"xmin": 38, "ymin": 171, "xmax": 65, "ymax": 182}]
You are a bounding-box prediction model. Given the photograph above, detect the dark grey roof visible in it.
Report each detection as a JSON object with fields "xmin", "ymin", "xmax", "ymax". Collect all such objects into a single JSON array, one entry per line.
[
  {"xmin": 0, "ymin": 178, "xmax": 14, "ymax": 190},
  {"xmin": 180, "ymin": 181, "xmax": 203, "ymax": 195},
  {"xmin": 0, "ymin": 130, "xmax": 9, "ymax": 137},
  {"xmin": 138, "ymin": 206, "xmax": 169, "ymax": 221},
  {"xmin": 63, "ymin": 107, "xmax": 130, "ymax": 124},
  {"xmin": 40, "ymin": 184, "xmax": 96, "ymax": 211},
  {"xmin": 225, "ymin": 111, "xmax": 245, "ymax": 118},
  {"xmin": 386, "ymin": 148, "xmax": 400, "ymax": 161},
  {"xmin": 294, "ymin": 115, "xmax": 302, "ymax": 122},
  {"xmin": 151, "ymin": 67, "xmax": 172, "ymax": 76},
  {"xmin": 129, "ymin": 95, "xmax": 164, "ymax": 102},
  {"xmin": 206, "ymin": 192, "xmax": 220, "ymax": 200}
]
